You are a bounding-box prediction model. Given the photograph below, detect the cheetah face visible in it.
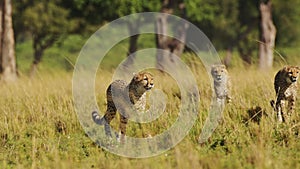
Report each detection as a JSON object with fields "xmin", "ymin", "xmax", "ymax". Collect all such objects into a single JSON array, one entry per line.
[
  {"xmin": 133, "ymin": 72, "xmax": 154, "ymax": 91},
  {"xmin": 285, "ymin": 66, "xmax": 300, "ymax": 83},
  {"xmin": 211, "ymin": 65, "xmax": 227, "ymax": 83}
]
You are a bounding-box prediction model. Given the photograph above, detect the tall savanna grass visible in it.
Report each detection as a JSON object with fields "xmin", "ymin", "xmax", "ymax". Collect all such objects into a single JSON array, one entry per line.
[{"xmin": 1, "ymin": 53, "xmax": 300, "ymax": 168}]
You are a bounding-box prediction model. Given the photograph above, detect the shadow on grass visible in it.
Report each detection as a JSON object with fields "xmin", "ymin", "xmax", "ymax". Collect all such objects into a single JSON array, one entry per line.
[{"xmin": 243, "ymin": 106, "xmax": 268, "ymax": 124}]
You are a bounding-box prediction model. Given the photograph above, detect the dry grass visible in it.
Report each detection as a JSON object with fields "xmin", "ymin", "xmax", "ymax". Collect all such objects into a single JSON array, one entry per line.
[{"xmin": 0, "ymin": 60, "xmax": 300, "ymax": 169}]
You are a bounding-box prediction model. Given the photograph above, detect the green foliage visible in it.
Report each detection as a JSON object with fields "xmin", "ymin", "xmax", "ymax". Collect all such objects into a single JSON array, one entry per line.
[
  {"xmin": 186, "ymin": 0, "xmax": 259, "ymax": 51},
  {"xmin": 64, "ymin": 0, "xmax": 160, "ymax": 24},
  {"xmin": 23, "ymin": 2, "xmax": 69, "ymax": 34},
  {"xmin": 16, "ymin": 1, "xmax": 73, "ymax": 67},
  {"xmin": 273, "ymin": 0, "xmax": 300, "ymax": 46},
  {"xmin": 13, "ymin": 0, "xmax": 72, "ymax": 41},
  {"xmin": 185, "ymin": 0, "xmax": 218, "ymax": 22},
  {"xmin": 15, "ymin": 35, "xmax": 87, "ymax": 73},
  {"xmin": 12, "ymin": 0, "xmax": 300, "ymax": 67},
  {"xmin": 59, "ymin": 0, "xmax": 106, "ymax": 33}
]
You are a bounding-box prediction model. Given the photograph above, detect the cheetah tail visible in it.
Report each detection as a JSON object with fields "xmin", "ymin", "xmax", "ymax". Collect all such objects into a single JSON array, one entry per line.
[{"xmin": 92, "ymin": 111, "xmax": 105, "ymax": 125}]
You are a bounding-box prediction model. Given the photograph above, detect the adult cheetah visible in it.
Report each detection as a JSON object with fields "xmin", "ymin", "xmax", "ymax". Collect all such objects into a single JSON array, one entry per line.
[
  {"xmin": 270, "ymin": 66, "xmax": 300, "ymax": 122},
  {"xmin": 92, "ymin": 72, "xmax": 154, "ymax": 142}
]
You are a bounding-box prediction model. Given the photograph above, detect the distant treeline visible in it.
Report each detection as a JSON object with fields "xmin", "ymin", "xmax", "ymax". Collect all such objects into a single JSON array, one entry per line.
[{"xmin": 7, "ymin": 0, "xmax": 300, "ymax": 75}]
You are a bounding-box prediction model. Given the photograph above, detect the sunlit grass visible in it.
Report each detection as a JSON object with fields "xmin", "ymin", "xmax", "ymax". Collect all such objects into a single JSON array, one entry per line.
[
  {"xmin": 4, "ymin": 37, "xmax": 300, "ymax": 169},
  {"xmin": 1, "ymin": 49, "xmax": 300, "ymax": 168}
]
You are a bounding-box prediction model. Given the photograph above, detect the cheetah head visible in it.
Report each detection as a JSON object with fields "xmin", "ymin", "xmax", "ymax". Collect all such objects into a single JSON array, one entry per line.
[
  {"xmin": 211, "ymin": 64, "xmax": 227, "ymax": 83},
  {"xmin": 285, "ymin": 66, "xmax": 300, "ymax": 83},
  {"xmin": 132, "ymin": 72, "xmax": 154, "ymax": 91}
]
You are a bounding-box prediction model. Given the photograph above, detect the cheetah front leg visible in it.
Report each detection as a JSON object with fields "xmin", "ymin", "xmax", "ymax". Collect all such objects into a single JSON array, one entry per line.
[
  {"xmin": 226, "ymin": 78, "xmax": 232, "ymax": 103},
  {"xmin": 215, "ymin": 98, "xmax": 225, "ymax": 123}
]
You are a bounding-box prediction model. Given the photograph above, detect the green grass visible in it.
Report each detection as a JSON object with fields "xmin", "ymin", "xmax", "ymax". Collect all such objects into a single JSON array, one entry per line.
[
  {"xmin": 1, "ymin": 54, "xmax": 300, "ymax": 168},
  {"xmin": 2, "ymin": 36, "xmax": 300, "ymax": 168}
]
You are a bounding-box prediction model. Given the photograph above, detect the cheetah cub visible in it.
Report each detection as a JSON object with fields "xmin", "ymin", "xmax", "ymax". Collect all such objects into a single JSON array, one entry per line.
[
  {"xmin": 92, "ymin": 72, "xmax": 154, "ymax": 143},
  {"xmin": 270, "ymin": 66, "xmax": 300, "ymax": 123},
  {"xmin": 211, "ymin": 64, "xmax": 232, "ymax": 105}
]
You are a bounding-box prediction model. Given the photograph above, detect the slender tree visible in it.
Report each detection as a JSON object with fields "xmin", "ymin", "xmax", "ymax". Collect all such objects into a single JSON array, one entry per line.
[
  {"xmin": 155, "ymin": 0, "xmax": 189, "ymax": 70},
  {"xmin": 108, "ymin": 0, "xmax": 160, "ymax": 64},
  {"xmin": 22, "ymin": 1, "xmax": 70, "ymax": 76},
  {"xmin": 0, "ymin": 0, "xmax": 17, "ymax": 82},
  {"xmin": 258, "ymin": 0, "xmax": 276, "ymax": 70}
]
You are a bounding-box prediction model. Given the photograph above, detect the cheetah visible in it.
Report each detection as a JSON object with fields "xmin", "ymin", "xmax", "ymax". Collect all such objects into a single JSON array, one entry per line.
[
  {"xmin": 92, "ymin": 72, "xmax": 154, "ymax": 142},
  {"xmin": 270, "ymin": 66, "xmax": 300, "ymax": 123},
  {"xmin": 211, "ymin": 64, "xmax": 232, "ymax": 104}
]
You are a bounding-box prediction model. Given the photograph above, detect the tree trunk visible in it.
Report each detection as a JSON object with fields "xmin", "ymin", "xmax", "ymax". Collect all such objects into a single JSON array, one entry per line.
[
  {"xmin": 0, "ymin": 0, "xmax": 17, "ymax": 82},
  {"xmin": 223, "ymin": 47, "xmax": 233, "ymax": 67},
  {"xmin": 30, "ymin": 48, "xmax": 43, "ymax": 77},
  {"xmin": 238, "ymin": 44, "xmax": 252, "ymax": 65},
  {"xmin": 155, "ymin": 12, "xmax": 170, "ymax": 70},
  {"xmin": 259, "ymin": 0, "xmax": 276, "ymax": 70},
  {"xmin": 126, "ymin": 20, "xmax": 140, "ymax": 65},
  {"xmin": 223, "ymin": 20, "xmax": 257, "ymax": 67},
  {"xmin": 29, "ymin": 34, "xmax": 56, "ymax": 77},
  {"xmin": 30, "ymin": 37, "xmax": 44, "ymax": 77},
  {"xmin": 172, "ymin": 20, "xmax": 189, "ymax": 58},
  {"xmin": 155, "ymin": 1, "xmax": 189, "ymax": 71}
]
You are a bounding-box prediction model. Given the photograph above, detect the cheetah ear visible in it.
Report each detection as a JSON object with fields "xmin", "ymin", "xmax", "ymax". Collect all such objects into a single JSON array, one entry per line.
[
  {"xmin": 220, "ymin": 64, "xmax": 226, "ymax": 69},
  {"xmin": 133, "ymin": 72, "xmax": 142, "ymax": 81},
  {"xmin": 210, "ymin": 66, "xmax": 214, "ymax": 73},
  {"xmin": 296, "ymin": 66, "xmax": 300, "ymax": 71},
  {"xmin": 211, "ymin": 64, "xmax": 217, "ymax": 70},
  {"xmin": 283, "ymin": 66, "xmax": 289, "ymax": 71},
  {"xmin": 133, "ymin": 72, "xmax": 138, "ymax": 80},
  {"xmin": 210, "ymin": 65, "xmax": 216, "ymax": 74}
]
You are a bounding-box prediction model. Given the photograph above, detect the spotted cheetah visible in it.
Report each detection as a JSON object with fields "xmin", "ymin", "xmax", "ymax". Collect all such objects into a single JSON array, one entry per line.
[
  {"xmin": 92, "ymin": 72, "xmax": 154, "ymax": 142},
  {"xmin": 270, "ymin": 66, "xmax": 300, "ymax": 123},
  {"xmin": 211, "ymin": 64, "xmax": 232, "ymax": 104}
]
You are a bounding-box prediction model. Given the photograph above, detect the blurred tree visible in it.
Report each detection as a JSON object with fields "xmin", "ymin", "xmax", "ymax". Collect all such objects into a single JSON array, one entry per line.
[
  {"xmin": 59, "ymin": 0, "xmax": 107, "ymax": 34},
  {"xmin": 10, "ymin": 0, "xmax": 300, "ymax": 72},
  {"xmin": 0, "ymin": 0, "xmax": 17, "ymax": 82},
  {"xmin": 185, "ymin": 0, "xmax": 218, "ymax": 23},
  {"xmin": 21, "ymin": 1, "xmax": 70, "ymax": 76},
  {"xmin": 191, "ymin": 0, "xmax": 299, "ymax": 68},
  {"xmin": 67, "ymin": 0, "xmax": 160, "ymax": 64},
  {"xmin": 273, "ymin": 0, "xmax": 300, "ymax": 47},
  {"xmin": 105, "ymin": 0, "xmax": 160, "ymax": 63},
  {"xmin": 111, "ymin": 0, "xmax": 160, "ymax": 64},
  {"xmin": 186, "ymin": 0, "xmax": 260, "ymax": 66},
  {"xmin": 258, "ymin": 0, "xmax": 276, "ymax": 70},
  {"xmin": 156, "ymin": 0, "xmax": 189, "ymax": 70},
  {"xmin": 206, "ymin": 0, "xmax": 240, "ymax": 66},
  {"xmin": 235, "ymin": 0, "xmax": 260, "ymax": 66}
]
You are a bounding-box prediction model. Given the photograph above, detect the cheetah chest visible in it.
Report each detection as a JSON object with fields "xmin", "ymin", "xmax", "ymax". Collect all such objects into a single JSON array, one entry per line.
[
  {"xmin": 282, "ymin": 85, "xmax": 297, "ymax": 99},
  {"xmin": 214, "ymin": 82, "xmax": 228, "ymax": 99}
]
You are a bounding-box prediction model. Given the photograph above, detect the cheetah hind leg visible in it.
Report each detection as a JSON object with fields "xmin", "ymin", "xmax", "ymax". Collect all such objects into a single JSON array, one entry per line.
[
  {"xmin": 277, "ymin": 100, "xmax": 286, "ymax": 123},
  {"xmin": 270, "ymin": 100, "xmax": 284, "ymax": 123},
  {"xmin": 277, "ymin": 107, "xmax": 284, "ymax": 123},
  {"xmin": 119, "ymin": 115, "xmax": 128, "ymax": 143}
]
